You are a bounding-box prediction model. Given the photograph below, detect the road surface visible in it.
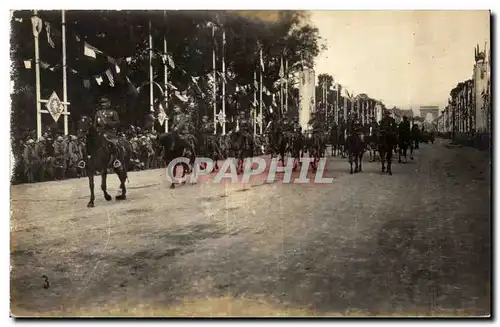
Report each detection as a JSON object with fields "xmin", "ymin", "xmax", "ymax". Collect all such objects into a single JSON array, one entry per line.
[{"xmin": 10, "ymin": 138, "xmax": 491, "ymax": 316}]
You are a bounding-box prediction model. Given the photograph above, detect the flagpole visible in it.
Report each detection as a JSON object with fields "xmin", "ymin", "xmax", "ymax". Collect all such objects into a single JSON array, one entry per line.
[
  {"xmin": 163, "ymin": 14, "xmax": 168, "ymax": 133},
  {"xmin": 335, "ymin": 83, "xmax": 339, "ymax": 124},
  {"xmin": 212, "ymin": 24, "xmax": 217, "ymax": 135},
  {"xmin": 253, "ymin": 71, "xmax": 257, "ymax": 135},
  {"xmin": 285, "ymin": 59, "xmax": 288, "ymax": 113},
  {"xmin": 163, "ymin": 11, "xmax": 168, "ymax": 133},
  {"xmin": 61, "ymin": 10, "xmax": 69, "ymax": 136},
  {"xmin": 33, "ymin": 10, "xmax": 42, "ymax": 140},
  {"xmin": 149, "ymin": 20, "xmax": 154, "ymax": 132},
  {"xmin": 259, "ymin": 48, "xmax": 263, "ymax": 134},
  {"xmin": 222, "ymin": 30, "xmax": 226, "ymax": 135},
  {"xmin": 280, "ymin": 56, "xmax": 283, "ymax": 116},
  {"xmin": 325, "ymin": 82, "xmax": 328, "ymax": 123}
]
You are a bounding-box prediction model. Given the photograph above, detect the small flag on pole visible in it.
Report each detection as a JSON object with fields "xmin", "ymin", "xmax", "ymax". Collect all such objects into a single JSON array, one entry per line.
[
  {"xmin": 45, "ymin": 22, "xmax": 55, "ymax": 48},
  {"xmin": 279, "ymin": 56, "xmax": 284, "ymax": 79},
  {"xmin": 260, "ymin": 49, "xmax": 264, "ymax": 72},
  {"xmin": 105, "ymin": 69, "xmax": 115, "ymax": 87},
  {"xmin": 84, "ymin": 42, "xmax": 97, "ymax": 58},
  {"xmin": 95, "ymin": 75, "xmax": 103, "ymax": 85},
  {"xmin": 167, "ymin": 55, "xmax": 175, "ymax": 69},
  {"xmin": 24, "ymin": 60, "xmax": 32, "ymax": 69}
]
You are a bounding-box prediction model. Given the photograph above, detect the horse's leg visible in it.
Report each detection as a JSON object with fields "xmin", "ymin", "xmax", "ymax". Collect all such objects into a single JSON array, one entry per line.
[
  {"xmin": 380, "ymin": 149, "xmax": 386, "ymax": 173},
  {"xmin": 349, "ymin": 152, "xmax": 354, "ymax": 174},
  {"xmin": 398, "ymin": 145, "xmax": 402, "ymax": 163},
  {"xmin": 359, "ymin": 151, "xmax": 363, "ymax": 172},
  {"xmin": 101, "ymin": 169, "xmax": 112, "ymax": 201},
  {"xmin": 87, "ymin": 169, "xmax": 95, "ymax": 207},
  {"xmin": 170, "ymin": 162, "xmax": 178, "ymax": 189},
  {"xmin": 387, "ymin": 148, "xmax": 393, "ymax": 175},
  {"xmin": 115, "ymin": 167, "xmax": 127, "ymax": 200}
]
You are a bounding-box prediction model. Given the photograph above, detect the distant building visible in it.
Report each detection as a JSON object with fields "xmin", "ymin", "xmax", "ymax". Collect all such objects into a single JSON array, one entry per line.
[{"xmin": 419, "ymin": 106, "xmax": 440, "ymax": 123}]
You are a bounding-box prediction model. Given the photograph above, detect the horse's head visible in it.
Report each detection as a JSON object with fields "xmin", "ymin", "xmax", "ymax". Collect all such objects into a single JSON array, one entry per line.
[{"xmin": 77, "ymin": 116, "xmax": 94, "ymax": 138}]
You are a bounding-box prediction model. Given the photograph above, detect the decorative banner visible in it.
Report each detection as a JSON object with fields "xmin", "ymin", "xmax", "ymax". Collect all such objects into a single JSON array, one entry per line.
[
  {"xmin": 45, "ymin": 91, "xmax": 64, "ymax": 122},
  {"xmin": 31, "ymin": 16, "xmax": 43, "ymax": 37},
  {"xmin": 95, "ymin": 76, "xmax": 103, "ymax": 85},
  {"xmin": 105, "ymin": 69, "xmax": 115, "ymax": 87},
  {"xmin": 45, "ymin": 22, "xmax": 55, "ymax": 48},
  {"xmin": 84, "ymin": 42, "xmax": 97, "ymax": 58},
  {"xmin": 157, "ymin": 108, "xmax": 167, "ymax": 126},
  {"xmin": 215, "ymin": 111, "xmax": 226, "ymax": 126}
]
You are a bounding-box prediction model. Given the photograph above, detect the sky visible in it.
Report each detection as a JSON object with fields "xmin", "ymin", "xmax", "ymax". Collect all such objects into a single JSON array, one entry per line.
[{"xmin": 311, "ymin": 10, "xmax": 490, "ymax": 113}]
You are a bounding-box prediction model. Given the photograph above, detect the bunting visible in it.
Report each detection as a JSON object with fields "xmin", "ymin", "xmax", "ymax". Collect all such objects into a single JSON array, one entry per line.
[{"xmin": 45, "ymin": 21, "xmax": 55, "ymax": 48}]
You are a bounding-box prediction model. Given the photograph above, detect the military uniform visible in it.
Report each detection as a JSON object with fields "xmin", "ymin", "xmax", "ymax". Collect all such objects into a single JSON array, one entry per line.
[{"xmin": 95, "ymin": 97, "xmax": 122, "ymax": 168}]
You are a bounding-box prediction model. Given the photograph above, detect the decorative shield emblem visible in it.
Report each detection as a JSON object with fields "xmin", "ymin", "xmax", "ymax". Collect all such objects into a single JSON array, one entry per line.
[
  {"xmin": 46, "ymin": 91, "xmax": 64, "ymax": 122},
  {"xmin": 215, "ymin": 111, "xmax": 226, "ymax": 126},
  {"xmin": 256, "ymin": 114, "xmax": 263, "ymax": 128},
  {"xmin": 158, "ymin": 110, "xmax": 167, "ymax": 126}
]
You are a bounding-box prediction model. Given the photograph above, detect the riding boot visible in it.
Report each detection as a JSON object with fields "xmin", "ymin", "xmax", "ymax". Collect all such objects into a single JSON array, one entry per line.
[{"xmin": 112, "ymin": 144, "xmax": 122, "ymax": 168}]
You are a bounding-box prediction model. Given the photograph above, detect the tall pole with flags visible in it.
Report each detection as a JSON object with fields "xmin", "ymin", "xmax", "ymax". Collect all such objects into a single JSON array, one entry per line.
[
  {"xmin": 61, "ymin": 10, "xmax": 68, "ymax": 136},
  {"xmin": 212, "ymin": 24, "xmax": 217, "ymax": 135},
  {"xmin": 325, "ymin": 81, "xmax": 328, "ymax": 123},
  {"xmin": 33, "ymin": 10, "xmax": 42, "ymax": 140},
  {"xmin": 280, "ymin": 56, "xmax": 284, "ymax": 115},
  {"xmin": 148, "ymin": 20, "xmax": 154, "ymax": 131},
  {"xmin": 335, "ymin": 83, "xmax": 339, "ymax": 124},
  {"xmin": 222, "ymin": 30, "xmax": 226, "ymax": 135},
  {"xmin": 259, "ymin": 47, "xmax": 263, "ymax": 134},
  {"xmin": 285, "ymin": 59, "xmax": 288, "ymax": 112},
  {"xmin": 253, "ymin": 71, "xmax": 257, "ymax": 135},
  {"xmin": 163, "ymin": 11, "xmax": 169, "ymax": 133}
]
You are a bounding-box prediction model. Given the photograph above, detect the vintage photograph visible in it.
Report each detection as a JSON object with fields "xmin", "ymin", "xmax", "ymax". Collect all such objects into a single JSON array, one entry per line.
[{"xmin": 9, "ymin": 10, "xmax": 491, "ymax": 317}]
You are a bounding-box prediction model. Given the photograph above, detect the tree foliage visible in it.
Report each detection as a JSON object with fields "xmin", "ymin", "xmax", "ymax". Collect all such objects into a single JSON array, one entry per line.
[{"xmin": 10, "ymin": 10, "xmax": 326, "ymax": 136}]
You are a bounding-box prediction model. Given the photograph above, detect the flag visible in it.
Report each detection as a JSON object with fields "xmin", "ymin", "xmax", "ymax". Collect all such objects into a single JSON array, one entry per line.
[
  {"xmin": 95, "ymin": 76, "xmax": 103, "ymax": 85},
  {"xmin": 260, "ymin": 48, "xmax": 264, "ymax": 72},
  {"xmin": 167, "ymin": 55, "xmax": 175, "ymax": 69},
  {"xmin": 175, "ymin": 91, "xmax": 188, "ymax": 102},
  {"xmin": 126, "ymin": 57, "xmax": 132, "ymax": 63},
  {"xmin": 114, "ymin": 63, "xmax": 120, "ymax": 74},
  {"xmin": 83, "ymin": 79, "xmax": 91, "ymax": 89},
  {"xmin": 40, "ymin": 61, "xmax": 50, "ymax": 69},
  {"xmin": 45, "ymin": 22, "xmax": 55, "ymax": 48},
  {"xmin": 76, "ymin": 35, "xmax": 80, "ymax": 42},
  {"xmin": 31, "ymin": 16, "xmax": 43, "ymax": 37},
  {"xmin": 279, "ymin": 56, "xmax": 284, "ymax": 79},
  {"xmin": 84, "ymin": 42, "xmax": 97, "ymax": 58},
  {"xmin": 105, "ymin": 69, "xmax": 115, "ymax": 87},
  {"xmin": 14, "ymin": 17, "xmax": 22, "ymax": 23},
  {"xmin": 24, "ymin": 60, "xmax": 31, "ymax": 69}
]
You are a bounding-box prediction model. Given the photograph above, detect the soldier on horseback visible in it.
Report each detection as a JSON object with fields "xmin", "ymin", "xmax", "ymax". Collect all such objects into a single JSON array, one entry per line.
[
  {"xmin": 95, "ymin": 96, "xmax": 122, "ymax": 168},
  {"xmin": 172, "ymin": 104, "xmax": 195, "ymax": 151},
  {"xmin": 237, "ymin": 110, "xmax": 253, "ymax": 149}
]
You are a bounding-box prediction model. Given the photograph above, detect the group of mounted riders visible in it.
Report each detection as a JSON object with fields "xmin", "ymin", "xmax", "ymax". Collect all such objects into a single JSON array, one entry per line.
[{"xmin": 77, "ymin": 95, "xmax": 430, "ymax": 207}]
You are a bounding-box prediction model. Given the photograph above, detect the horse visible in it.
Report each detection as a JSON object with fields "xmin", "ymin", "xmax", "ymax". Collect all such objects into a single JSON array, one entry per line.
[
  {"xmin": 228, "ymin": 130, "xmax": 254, "ymax": 175},
  {"xmin": 282, "ymin": 129, "xmax": 304, "ymax": 171},
  {"xmin": 345, "ymin": 126, "xmax": 364, "ymax": 174},
  {"xmin": 306, "ymin": 130, "xmax": 325, "ymax": 171},
  {"xmin": 329, "ymin": 123, "xmax": 341, "ymax": 156},
  {"xmin": 397, "ymin": 122, "xmax": 412, "ymax": 163},
  {"xmin": 378, "ymin": 123, "xmax": 397, "ymax": 175},
  {"xmin": 157, "ymin": 132, "xmax": 196, "ymax": 189},
  {"xmin": 77, "ymin": 116, "xmax": 132, "ymax": 208},
  {"xmin": 365, "ymin": 125, "xmax": 379, "ymax": 162},
  {"xmin": 195, "ymin": 131, "xmax": 224, "ymax": 172}
]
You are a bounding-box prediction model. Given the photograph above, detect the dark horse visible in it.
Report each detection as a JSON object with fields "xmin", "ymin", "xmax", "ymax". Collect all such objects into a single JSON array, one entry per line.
[
  {"xmin": 228, "ymin": 131, "xmax": 254, "ymax": 174},
  {"xmin": 345, "ymin": 125, "xmax": 364, "ymax": 174},
  {"xmin": 378, "ymin": 122, "xmax": 397, "ymax": 175},
  {"xmin": 77, "ymin": 116, "xmax": 132, "ymax": 208},
  {"xmin": 157, "ymin": 132, "xmax": 196, "ymax": 188}
]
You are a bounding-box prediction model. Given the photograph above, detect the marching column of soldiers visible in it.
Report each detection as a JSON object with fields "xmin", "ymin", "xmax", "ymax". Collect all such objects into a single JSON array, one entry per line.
[{"xmin": 13, "ymin": 92, "xmax": 435, "ymax": 185}]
